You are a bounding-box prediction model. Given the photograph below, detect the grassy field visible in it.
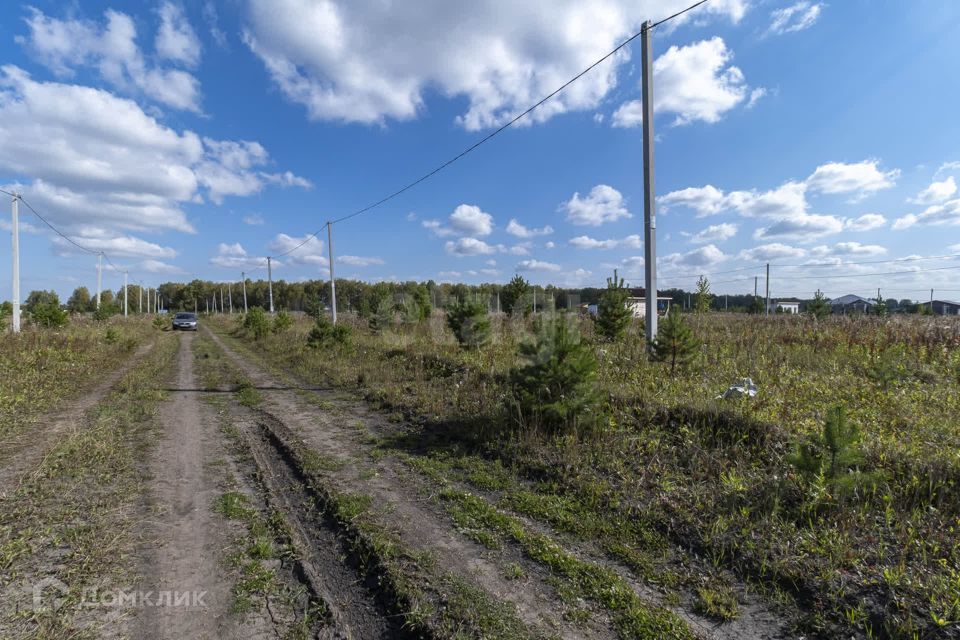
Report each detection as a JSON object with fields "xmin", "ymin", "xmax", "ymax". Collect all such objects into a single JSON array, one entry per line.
[{"xmin": 209, "ymin": 310, "xmax": 960, "ymax": 639}]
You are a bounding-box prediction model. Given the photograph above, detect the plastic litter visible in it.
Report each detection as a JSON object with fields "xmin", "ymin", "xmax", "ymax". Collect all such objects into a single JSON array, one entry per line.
[{"xmin": 717, "ymin": 377, "xmax": 758, "ymax": 400}]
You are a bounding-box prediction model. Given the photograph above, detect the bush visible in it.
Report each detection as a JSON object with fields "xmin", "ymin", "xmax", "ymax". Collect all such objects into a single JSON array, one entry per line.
[
  {"xmin": 445, "ymin": 300, "xmax": 491, "ymax": 349},
  {"xmin": 272, "ymin": 310, "xmax": 293, "ymax": 333},
  {"xmin": 104, "ymin": 327, "xmax": 119, "ymax": 344},
  {"xmin": 152, "ymin": 315, "xmax": 166, "ymax": 330},
  {"xmin": 594, "ymin": 270, "xmax": 631, "ymax": 342},
  {"xmin": 306, "ymin": 316, "xmax": 352, "ymax": 349},
  {"xmin": 243, "ymin": 307, "xmax": 271, "ymax": 340},
  {"xmin": 650, "ymin": 308, "xmax": 699, "ymax": 374},
  {"xmin": 93, "ymin": 304, "xmax": 118, "ymax": 322},
  {"xmin": 806, "ymin": 290, "xmax": 830, "ymax": 320},
  {"xmin": 789, "ymin": 405, "xmax": 877, "ymax": 495},
  {"xmin": 509, "ymin": 315, "xmax": 598, "ymax": 434},
  {"xmin": 500, "ymin": 275, "xmax": 530, "ymax": 316},
  {"xmin": 30, "ymin": 302, "xmax": 68, "ymax": 328},
  {"xmin": 368, "ymin": 297, "xmax": 396, "ymax": 334}
]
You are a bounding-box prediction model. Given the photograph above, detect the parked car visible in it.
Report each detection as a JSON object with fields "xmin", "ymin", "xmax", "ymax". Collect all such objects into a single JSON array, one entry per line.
[{"xmin": 172, "ymin": 312, "xmax": 199, "ymax": 331}]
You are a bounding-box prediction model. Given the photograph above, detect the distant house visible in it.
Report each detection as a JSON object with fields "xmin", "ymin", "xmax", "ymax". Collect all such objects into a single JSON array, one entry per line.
[
  {"xmin": 768, "ymin": 299, "xmax": 801, "ymax": 314},
  {"xmin": 625, "ymin": 288, "xmax": 672, "ymax": 318},
  {"xmin": 930, "ymin": 300, "xmax": 960, "ymax": 316},
  {"xmin": 830, "ymin": 294, "xmax": 874, "ymax": 315}
]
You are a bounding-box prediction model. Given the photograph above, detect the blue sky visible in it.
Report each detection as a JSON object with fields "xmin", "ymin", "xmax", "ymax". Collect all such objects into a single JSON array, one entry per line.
[{"xmin": 1, "ymin": 0, "xmax": 959, "ymax": 302}]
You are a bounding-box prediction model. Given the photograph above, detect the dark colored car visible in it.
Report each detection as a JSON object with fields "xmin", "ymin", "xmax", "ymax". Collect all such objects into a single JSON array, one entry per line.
[{"xmin": 172, "ymin": 312, "xmax": 199, "ymax": 331}]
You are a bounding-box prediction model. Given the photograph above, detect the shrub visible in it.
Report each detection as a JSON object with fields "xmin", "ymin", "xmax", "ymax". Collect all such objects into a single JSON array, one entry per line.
[
  {"xmin": 93, "ymin": 304, "xmax": 118, "ymax": 322},
  {"xmin": 806, "ymin": 290, "xmax": 830, "ymax": 320},
  {"xmin": 368, "ymin": 297, "xmax": 395, "ymax": 334},
  {"xmin": 594, "ymin": 269, "xmax": 631, "ymax": 342},
  {"xmin": 104, "ymin": 327, "xmax": 119, "ymax": 344},
  {"xmin": 500, "ymin": 275, "xmax": 530, "ymax": 316},
  {"xmin": 789, "ymin": 405, "xmax": 877, "ymax": 494},
  {"xmin": 509, "ymin": 315, "xmax": 598, "ymax": 434},
  {"xmin": 649, "ymin": 308, "xmax": 699, "ymax": 374},
  {"xmin": 694, "ymin": 275, "xmax": 712, "ymax": 314},
  {"xmin": 272, "ymin": 310, "xmax": 293, "ymax": 333},
  {"xmin": 306, "ymin": 316, "xmax": 352, "ymax": 349},
  {"xmin": 152, "ymin": 315, "xmax": 166, "ymax": 330},
  {"xmin": 30, "ymin": 302, "xmax": 68, "ymax": 328},
  {"xmin": 445, "ymin": 300, "xmax": 491, "ymax": 349},
  {"xmin": 243, "ymin": 307, "xmax": 270, "ymax": 340}
]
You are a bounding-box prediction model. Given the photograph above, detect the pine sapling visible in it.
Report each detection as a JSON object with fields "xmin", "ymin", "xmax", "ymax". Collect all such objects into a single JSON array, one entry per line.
[
  {"xmin": 594, "ymin": 269, "xmax": 632, "ymax": 342},
  {"xmin": 650, "ymin": 307, "xmax": 700, "ymax": 374}
]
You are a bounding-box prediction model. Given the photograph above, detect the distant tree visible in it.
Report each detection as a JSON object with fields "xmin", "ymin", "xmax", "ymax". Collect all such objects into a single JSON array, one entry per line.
[
  {"xmin": 272, "ymin": 310, "xmax": 293, "ymax": 333},
  {"xmin": 806, "ymin": 290, "xmax": 830, "ymax": 320},
  {"xmin": 594, "ymin": 269, "xmax": 632, "ymax": 342},
  {"xmin": 694, "ymin": 275, "xmax": 712, "ymax": 314},
  {"xmin": 243, "ymin": 307, "xmax": 271, "ymax": 340},
  {"xmin": 917, "ymin": 302, "xmax": 933, "ymax": 316},
  {"xmin": 874, "ymin": 296, "xmax": 888, "ymax": 317},
  {"xmin": 446, "ymin": 300, "xmax": 491, "ymax": 349},
  {"xmin": 500, "ymin": 275, "xmax": 530, "ymax": 316},
  {"xmin": 509, "ymin": 316, "xmax": 598, "ymax": 434},
  {"xmin": 25, "ymin": 290, "xmax": 59, "ymax": 311},
  {"xmin": 650, "ymin": 307, "xmax": 700, "ymax": 374},
  {"xmin": 748, "ymin": 297, "xmax": 765, "ymax": 315},
  {"xmin": 29, "ymin": 292, "xmax": 68, "ymax": 328},
  {"xmin": 368, "ymin": 296, "xmax": 396, "ymax": 333},
  {"xmin": 67, "ymin": 287, "xmax": 92, "ymax": 313}
]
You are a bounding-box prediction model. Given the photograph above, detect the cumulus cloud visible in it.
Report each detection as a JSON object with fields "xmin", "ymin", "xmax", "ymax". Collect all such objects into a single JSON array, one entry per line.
[
  {"xmin": 0, "ymin": 68, "xmax": 307, "ymax": 238},
  {"xmin": 738, "ymin": 243, "xmax": 806, "ymax": 261},
  {"xmin": 662, "ymin": 244, "xmax": 728, "ymax": 269},
  {"xmin": 753, "ymin": 212, "xmax": 845, "ymax": 241},
  {"xmin": 691, "ymin": 223, "xmax": 737, "ymax": 244},
  {"xmin": 613, "ymin": 37, "xmax": 755, "ymax": 127},
  {"xmin": 243, "ymin": 213, "xmax": 265, "ymax": 226},
  {"xmin": 909, "ymin": 176, "xmax": 957, "ymax": 205},
  {"xmin": 243, "ymin": 0, "xmax": 748, "ymax": 129},
  {"xmin": 19, "ymin": 6, "xmax": 202, "ymax": 111},
  {"xmin": 657, "ymin": 185, "xmax": 727, "ymax": 217},
  {"xmin": 268, "ymin": 233, "xmax": 326, "ymax": 266},
  {"xmin": 445, "ymin": 237, "xmax": 499, "ymax": 256},
  {"xmin": 516, "ymin": 259, "xmax": 562, "ymax": 272},
  {"xmin": 339, "ymin": 255, "xmax": 384, "ymax": 266},
  {"xmin": 806, "ymin": 160, "xmax": 899, "ymax": 198},
  {"xmin": 568, "ymin": 234, "xmax": 642, "ymax": 249},
  {"xmin": 659, "ymin": 182, "xmax": 807, "ymax": 219},
  {"xmin": 210, "ymin": 242, "xmax": 270, "ymax": 269},
  {"xmin": 52, "ymin": 232, "xmax": 177, "ymax": 259},
  {"xmin": 893, "ymin": 200, "xmax": 960, "ymax": 230},
  {"xmin": 506, "ymin": 219, "xmax": 553, "ymax": 238},
  {"xmin": 139, "ymin": 258, "xmax": 184, "ymax": 274},
  {"xmin": 560, "ymin": 185, "xmax": 631, "ymax": 226},
  {"xmin": 449, "ymin": 204, "xmax": 494, "ymax": 236},
  {"xmin": 811, "ymin": 242, "xmax": 887, "ymax": 257},
  {"xmin": 845, "ymin": 213, "xmax": 887, "ymax": 232},
  {"xmin": 767, "ymin": 1, "xmax": 823, "ymax": 35}
]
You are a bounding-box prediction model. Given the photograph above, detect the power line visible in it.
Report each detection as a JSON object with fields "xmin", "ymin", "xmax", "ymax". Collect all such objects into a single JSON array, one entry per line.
[{"xmin": 269, "ymin": 0, "xmax": 715, "ymax": 260}]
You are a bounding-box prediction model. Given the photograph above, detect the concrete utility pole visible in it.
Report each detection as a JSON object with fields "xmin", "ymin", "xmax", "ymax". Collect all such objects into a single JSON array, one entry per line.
[
  {"xmin": 930, "ymin": 288, "xmax": 934, "ymax": 313},
  {"xmin": 641, "ymin": 19, "xmax": 658, "ymax": 341},
  {"xmin": 267, "ymin": 257, "xmax": 275, "ymax": 313},
  {"xmin": 327, "ymin": 222, "xmax": 337, "ymax": 324},
  {"xmin": 96, "ymin": 252, "xmax": 103, "ymax": 309},
  {"xmin": 194, "ymin": 299, "xmax": 197, "ymax": 314},
  {"xmin": 11, "ymin": 193, "xmax": 20, "ymax": 333},
  {"xmin": 139, "ymin": 286, "xmax": 143, "ymax": 314},
  {"xmin": 123, "ymin": 271, "xmax": 128, "ymax": 317},
  {"xmin": 206, "ymin": 298, "xmax": 209, "ymax": 314},
  {"xmin": 220, "ymin": 287, "xmax": 224, "ymax": 314},
  {"xmin": 765, "ymin": 263, "xmax": 770, "ymax": 316},
  {"xmin": 228, "ymin": 284, "xmax": 233, "ymax": 313},
  {"xmin": 241, "ymin": 272, "xmax": 248, "ymax": 313}
]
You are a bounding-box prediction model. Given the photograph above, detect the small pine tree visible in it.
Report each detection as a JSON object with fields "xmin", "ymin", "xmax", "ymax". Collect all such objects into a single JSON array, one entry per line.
[
  {"xmin": 594, "ymin": 269, "xmax": 632, "ymax": 342},
  {"xmin": 806, "ymin": 290, "xmax": 830, "ymax": 320},
  {"xmin": 789, "ymin": 406, "xmax": 870, "ymax": 492},
  {"xmin": 650, "ymin": 307, "xmax": 700, "ymax": 374},
  {"xmin": 509, "ymin": 316, "xmax": 598, "ymax": 434},
  {"xmin": 272, "ymin": 310, "xmax": 293, "ymax": 333},
  {"xmin": 500, "ymin": 275, "xmax": 530, "ymax": 316},
  {"xmin": 445, "ymin": 300, "xmax": 491, "ymax": 349},
  {"xmin": 368, "ymin": 297, "xmax": 395, "ymax": 333},
  {"xmin": 306, "ymin": 316, "xmax": 351, "ymax": 348},
  {"xmin": 874, "ymin": 296, "xmax": 888, "ymax": 317},
  {"xmin": 31, "ymin": 301, "xmax": 68, "ymax": 328},
  {"xmin": 244, "ymin": 307, "xmax": 270, "ymax": 340},
  {"xmin": 694, "ymin": 275, "xmax": 712, "ymax": 314}
]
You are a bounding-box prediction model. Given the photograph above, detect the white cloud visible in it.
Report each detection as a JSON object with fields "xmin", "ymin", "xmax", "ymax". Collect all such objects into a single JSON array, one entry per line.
[
  {"xmin": 156, "ymin": 2, "xmax": 202, "ymax": 67},
  {"xmin": 339, "ymin": 255, "xmax": 384, "ymax": 266},
  {"xmin": 753, "ymin": 212, "xmax": 845, "ymax": 241},
  {"xmin": 52, "ymin": 232, "xmax": 177, "ymax": 259},
  {"xmin": 845, "ymin": 213, "xmax": 887, "ymax": 232},
  {"xmin": 806, "ymin": 160, "xmax": 899, "ymax": 198},
  {"xmin": 243, "ymin": 213, "xmax": 265, "ymax": 226},
  {"xmin": 210, "ymin": 242, "xmax": 270, "ymax": 269},
  {"xmin": 139, "ymin": 258, "xmax": 184, "ymax": 274},
  {"xmin": 445, "ymin": 237, "xmax": 498, "ymax": 256},
  {"xmin": 893, "ymin": 199, "xmax": 960, "ymax": 229},
  {"xmin": 449, "ymin": 204, "xmax": 494, "ymax": 236},
  {"xmin": 657, "ymin": 184, "xmax": 727, "ymax": 217},
  {"xmin": 0, "ymin": 67, "xmax": 303, "ymax": 238},
  {"xmin": 812, "ymin": 242, "xmax": 887, "ymax": 257},
  {"xmin": 506, "ymin": 219, "xmax": 553, "ymax": 238},
  {"xmin": 243, "ymin": 0, "xmax": 748, "ymax": 129},
  {"xmin": 262, "ymin": 171, "xmax": 313, "ymax": 189},
  {"xmin": 545, "ymin": 241, "xmax": 556, "ymax": 249},
  {"xmin": 691, "ymin": 223, "xmax": 737, "ymax": 244},
  {"xmin": 568, "ymin": 234, "xmax": 641, "ymax": 249},
  {"xmin": 508, "ymin": 242, "xmax": 532, "ymax": 255},
  {"xmin": 269, "ymin": 233, "xmax": 326, "ymax": 266},
  {"xmin": 659, "ymin": 182, "xmax": 808, "ymax": 219},
  {"xmin": 935, "ymin": 161, "xmax": 960, "ymax": 178},
  {"xmin": 613, "ymin": 37, "xmax": 755, "ymax": 127},
  {"xmin": 516, "ymin": 259, "xmax": 561, "ymax": 272},
  {"xmin": 909, "ymin": 176, "xmax": 957, "ymax": 205},
  {"xmin": 661, "ymin": 244, "xmax": 728, "ymax": 269},
  {"xmin": 19, "ymin": 7, "xmax": 202, "ymax": 112},
  {"xmin": 768, "ymin": 2, "xmax": 823, "ymax": 35},
  {"xmin": 738, "ymin": 243, "xmax": 806, "ymax": 261},
  {"xmin": 746, "ymin": 87, "xmax": 767, "ymax": 108},
  {"xmin": 560, "ymin": 185, "xmax": 631, "ymax": 226}
]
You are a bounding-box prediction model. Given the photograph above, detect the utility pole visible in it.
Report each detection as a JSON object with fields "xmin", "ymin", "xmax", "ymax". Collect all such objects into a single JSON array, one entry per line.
[
  {"xmin": 123, "ymin": 271, "xmax": 128, "ymax": 317},
  {"xmin": 533, "ymin": 288, "xmax": 537, "ymax": 313},
  {"xmin": 765, "ymin": 263, "xmax": 770, "ymax": 316},
  {"xmin": 641, "ymin": 19, "xmax": 658, "ymax": 341},
  {"xmin": 241, "ymin": 272, "xmax": 248, "ymax": 313},
  {"xmin": 11, "ymin": 193, "xmax": 20, "ymax": 333},
  {"xmin": 206, "ymin": 298, "xmax": 209, "ymax": 314},
  {"xmin": 267, "ymin": 257, "xmax": 275, "ymax": 313},
  {"xmin": 194, "ymin": 299, "xmax": 197, "ymax": 314},
  {"xmin": 930, "ymin": 288, "xmax": 934, "ymax": 314},
  {"xmin": 228, "ymin": 284, "xmax": 233, "ymax": 313},
  {"xmin": 220, "ymin": 287, "xmax": 224, "ymax": 314},
  {"xmin": 139, "ymin": 286, "xmax": 143, "ymax": 314},
  {"xmin": 327, "ymin": 222, "xmax": 337, "ymax": 324},
  {"xmin": 96, "ymin": 252, "xmax": 103, "ymax": 309},
  {"xmin": 497, "ymin": 292, "xmax": 501, "ymax": 314}
]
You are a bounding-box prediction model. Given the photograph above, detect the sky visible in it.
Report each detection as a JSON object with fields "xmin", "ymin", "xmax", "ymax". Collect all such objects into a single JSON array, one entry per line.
[{"xmin": 1, "ymin": 0, "xmax": 960, "ymax": 303}]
